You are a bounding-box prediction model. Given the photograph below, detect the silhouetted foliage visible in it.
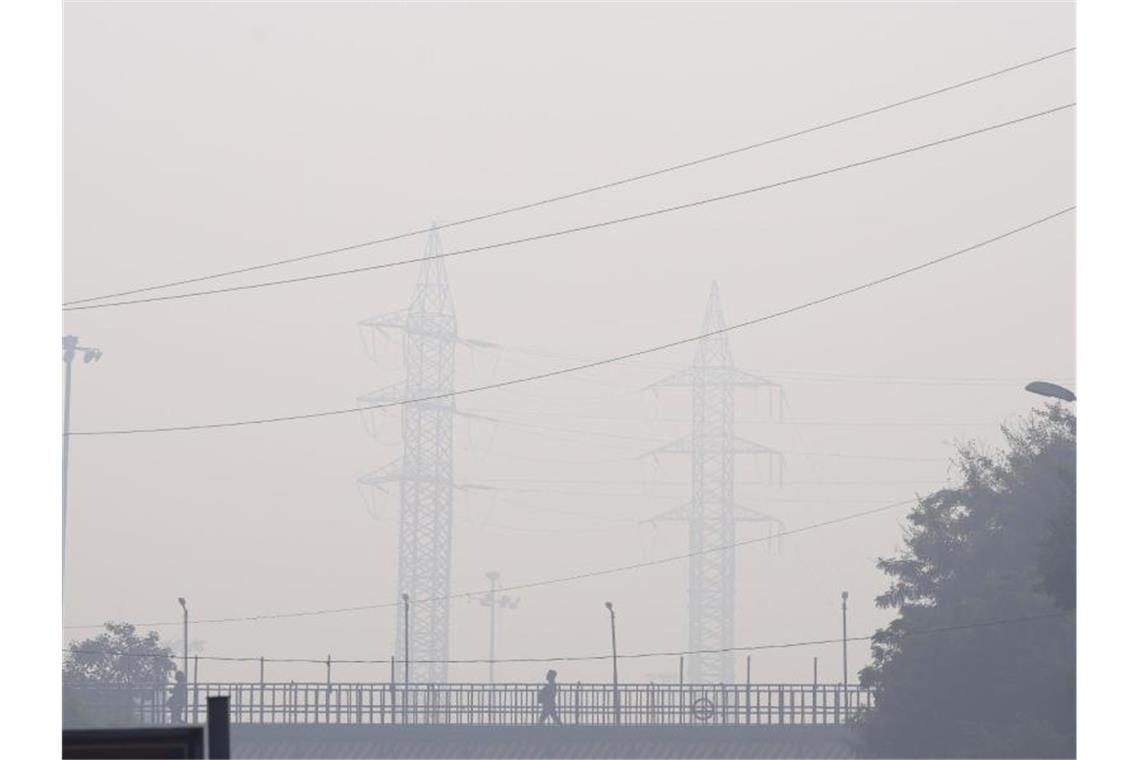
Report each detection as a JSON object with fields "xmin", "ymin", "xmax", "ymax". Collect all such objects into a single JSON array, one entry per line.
[
  {"xmin": 63, "ymin": 622, "xmax": 176, "ymax": 727},
  {"xmin": 64, "ymin": 622, "xmax": 176, "ymax": 684},
  {"xmin": 856, "ymin": 405, "xmax": 1075, "ymax": 758}
]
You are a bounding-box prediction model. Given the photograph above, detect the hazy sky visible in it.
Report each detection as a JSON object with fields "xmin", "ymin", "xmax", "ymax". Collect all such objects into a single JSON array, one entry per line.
[{"xmin": 63, "ymin": 1, "xmax": 1074, "ymax": 685}]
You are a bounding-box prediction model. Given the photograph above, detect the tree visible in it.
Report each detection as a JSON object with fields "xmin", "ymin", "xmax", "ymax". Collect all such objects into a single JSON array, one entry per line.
[
  {"xmin": 63, "ymin": 622, "xmax": 176, "ymax": 727},
  {"xmin": 64, "ymin": 622, "xmax": 176, "ymax": 684},
  {"xmin": 856, "ymin": 405, "xmax": 1076, "ymax": 758}
]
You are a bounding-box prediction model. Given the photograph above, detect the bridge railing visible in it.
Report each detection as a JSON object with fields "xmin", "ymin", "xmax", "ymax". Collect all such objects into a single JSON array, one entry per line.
[{"xmin": 63, "ymin": 681, "xmax": 873, "ymax": 728}]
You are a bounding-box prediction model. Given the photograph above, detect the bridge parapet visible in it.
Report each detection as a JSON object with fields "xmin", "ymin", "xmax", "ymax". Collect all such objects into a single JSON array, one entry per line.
[{"xmin": 64, "ymin": 681, "xmax": 873, "ymax": 729}]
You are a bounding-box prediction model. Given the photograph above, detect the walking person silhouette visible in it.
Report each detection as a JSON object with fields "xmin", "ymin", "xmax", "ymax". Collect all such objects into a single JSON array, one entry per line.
[
  {"xmin": 167, "ymin": 671, "xmax": 187, "ymax": 724},
  {"xmin": 537, "ymin": 669, "xmax": 562, "ymax": 725}
]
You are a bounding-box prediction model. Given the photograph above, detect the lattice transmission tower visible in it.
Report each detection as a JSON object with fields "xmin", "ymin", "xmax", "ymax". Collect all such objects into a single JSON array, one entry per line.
[
  {"xmin": 357, "ymin": 228, "xmax": 457, "ymax": 683},
  {"xmin": 649, "ymin": 282, "xmax": 784, "ymax": 684}
]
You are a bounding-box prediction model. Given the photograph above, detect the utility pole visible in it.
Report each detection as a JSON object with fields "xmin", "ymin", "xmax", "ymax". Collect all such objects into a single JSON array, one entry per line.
[
  {"xmin": 605, "ymin": 601, "xmax": 619, "ymax": 725},
  {"xmin": 478, "ymin": 571, "xmax": 520, "ymax": 683},
  {"xmin": 177, "ymin": 597, "xmax": 189, "ymax": 677},
  {"xmin": 61, "ymin": 335, "xmax": 101, "ymax": 580}
]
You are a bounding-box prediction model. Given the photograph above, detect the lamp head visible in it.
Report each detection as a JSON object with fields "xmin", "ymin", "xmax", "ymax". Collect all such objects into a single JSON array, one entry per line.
[
  {"xmin": 1025, "ymin": 381, "xmax": 1076, "ymax": 402},
  {"xmin": 402, "ymin": 593, "xmax": 410, "ymax": 602},
  {"xmin": 841, "ymin": 591, "xmax": 849, "ymax": 601},
  {"xmin": 604, "ymin": 601, "xmax": 613, "ymax": 611},
  {"xmin": 178, "ymin": 597, "xmax": 186, "ymax": 609}
]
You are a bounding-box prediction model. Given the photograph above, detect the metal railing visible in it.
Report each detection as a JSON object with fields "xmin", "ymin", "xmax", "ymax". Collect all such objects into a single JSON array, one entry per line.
[{"xmin": 64, "ymin": 681, "xmax": 872, "ymax": 727}]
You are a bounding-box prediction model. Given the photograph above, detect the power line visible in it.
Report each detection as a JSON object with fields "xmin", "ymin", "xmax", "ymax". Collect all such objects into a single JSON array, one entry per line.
[
  {"xmin": 63, "ymin": 496, "xmax": 917, "ymax": 631},
  {"xmin": 63, "ymin": 104, "xmax": 1075, "ymax": 313},
  {"xmin": 62, "ymin": 610, "xmax": 1072, "ymax": 666},
  {"xmin": 63, "ymin": 48, "xmax": 1074, "ymax": 307},
  {"xmin": 68, "ymin": 206, "xmax": 1074, "ymax": 436}
]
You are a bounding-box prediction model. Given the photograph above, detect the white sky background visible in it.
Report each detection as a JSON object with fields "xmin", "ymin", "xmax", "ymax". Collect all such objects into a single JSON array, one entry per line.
[{"xmin": 62, "ymin": 1, "xmax": 1074, "ymax": 685}]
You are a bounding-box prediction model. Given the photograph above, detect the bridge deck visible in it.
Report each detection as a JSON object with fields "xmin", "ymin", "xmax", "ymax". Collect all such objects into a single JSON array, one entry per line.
[{"xmin": 230, "ymin": 724, "xmax": 861, "ymax": 759}]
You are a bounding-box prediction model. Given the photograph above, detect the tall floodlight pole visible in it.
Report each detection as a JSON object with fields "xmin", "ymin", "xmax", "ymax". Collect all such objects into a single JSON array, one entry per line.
[
  {"xmin": 647, "ymin": 283, "xmax": 783, "ymax": 683},
  {"xmin": 478, "ymin": 571, "xmax": 520, "ymax": 683},
  {"xmin": 605, "ymin": 601, "xmax": 619, "ymax": 725},
  {"xmin": 358, "ymin": 228, "xmax": 459, "ymax": 683},
  {"xmin": 178, "ymin": 597, "xmax": 189, "ymax": 677},
  {"xmin": 62, "ymin": 336, "xmax": 101, "ymax": 579}
]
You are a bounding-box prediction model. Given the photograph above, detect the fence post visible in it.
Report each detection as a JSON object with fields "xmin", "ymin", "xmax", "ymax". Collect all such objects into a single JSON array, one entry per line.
[
  {"xmin": 389, "ymin": 656, "xmax": 396, "ymax": 725},
  {"xmin": 207, "ymin": 695, "xmax": 231, "ymax": 759},
  {"xmin": 259, "ymin": 657, "xmax": 265, "ymax": 723},
  {"xmin": 778, "ymin": 685, "xmax": 784, "ymax": 725}
]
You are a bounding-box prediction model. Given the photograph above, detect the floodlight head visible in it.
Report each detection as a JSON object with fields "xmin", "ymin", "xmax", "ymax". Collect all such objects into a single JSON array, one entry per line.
[
  {"xmin": 83, "ymin": 349, "xmax": 102, "ymax": 363},
  {"xmin": 178, "ymin": 597, "xmax": 187, "ymax": 609},
  {"xmin": 842, "ymin": 591, "xmax": 849, "ymax": 601},
  {"xmin": 604, "ymin": 601, "xmax": 613, "ymax": 611},
  {"xmin": 402, "ymin": 592, "xmax": 410, "ymax": 602},
  {"xmin": 1025, "ymin": 381, "xmax": 1076, "ymax": 402},
  {"xmin": 486, "ymin": 571, "xmax": 500, "ymax": 582}
]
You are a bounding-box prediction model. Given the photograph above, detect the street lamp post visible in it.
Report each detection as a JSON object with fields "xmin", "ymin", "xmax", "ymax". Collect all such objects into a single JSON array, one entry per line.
[
  {"xmin": 487, "ymin": 572, "xmax": 498, "ymax": 683},
  {"xmin": 841, "ymin": 591, "xmax": 849, "ymax": 715},
  {"xmin": 839, "ymin": 592, "xmax": 848, "ymax": 692},
  {"xmin": 62, "ymin": 335, "xmax": 101, "ymax": 580},
  {"xmin": 178, "ymin": 597, "xmax": 189, "ymax": 677},
  {"xmin": 605, "ymin": 601, "xmax": 619, "ymax": 725},
  {"xmin": 402, "ymin": 593, "xmax": 410, "ymax": 687}
]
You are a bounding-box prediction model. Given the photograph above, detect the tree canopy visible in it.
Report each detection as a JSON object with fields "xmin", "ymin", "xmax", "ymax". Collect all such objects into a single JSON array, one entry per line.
[
  {"xmin": 857, "ymin": 405, "xmax": 1076, "ymax": 758},
  {"xmin": 63, "ymin": 621, "xmax": 176, "ymax": 685}
]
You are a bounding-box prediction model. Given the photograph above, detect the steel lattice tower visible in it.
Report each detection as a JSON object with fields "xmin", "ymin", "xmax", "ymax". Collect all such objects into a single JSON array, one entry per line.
[
  {"xmin": 650, "ymin": 283, "xmax": 783, "ymax": 684},
  {"xmin": 358, "ymin": 228, "xmax": 457, "ymax": 683}
]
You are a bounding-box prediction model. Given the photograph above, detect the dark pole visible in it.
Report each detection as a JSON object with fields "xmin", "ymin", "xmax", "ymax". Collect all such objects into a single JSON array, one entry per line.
[
  {"xmin": 841, "ymin": 591, "xmax": 849, "ymax": 715},
  {"xmin": 402, "ymin": 593, "xmax": 410, "ymax": 686},
  {"xmin": 605, "ymin": 601, "xmax": 619, "ymax": 725},
  {"xmin": 206, "ymin": 696, "xmax": 230, "ymax": 759},
  {"xmin": 841, "ymin": 591, "xmax": 848, "ymax": 689}
]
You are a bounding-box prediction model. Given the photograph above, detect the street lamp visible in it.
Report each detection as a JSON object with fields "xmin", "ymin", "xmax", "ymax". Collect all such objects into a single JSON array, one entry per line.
[
  {"xmin": 62, "ymin": 335, "xmax": 101, "ymax": 580},
  {"xmin": 605, "ymin": 601, "xmax": 619, "ymax": 725},
  {"xmin": 178, "ymin": 597, "xmax": 189, "ymax": 677},
  {"xmin": 839, "ymin": 592, "xmax": 848, "ymax": 692},
  {"xmin": 402, "ymin": 592, "xmax": 410, "ymax": 687},
  {"xmin": 1025, "ymin": 381, "xmax": 1076, "ymax": 402}
]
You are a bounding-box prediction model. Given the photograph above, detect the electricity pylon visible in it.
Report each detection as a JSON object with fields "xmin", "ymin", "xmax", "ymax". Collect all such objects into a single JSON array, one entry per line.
[
  {"xmin": 357, "ymin": 228, "xmax": 458, "ymax": 683},
  {"xmin": 647, "ymin": 282, "xmax": 783, "ymax": 684}
]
